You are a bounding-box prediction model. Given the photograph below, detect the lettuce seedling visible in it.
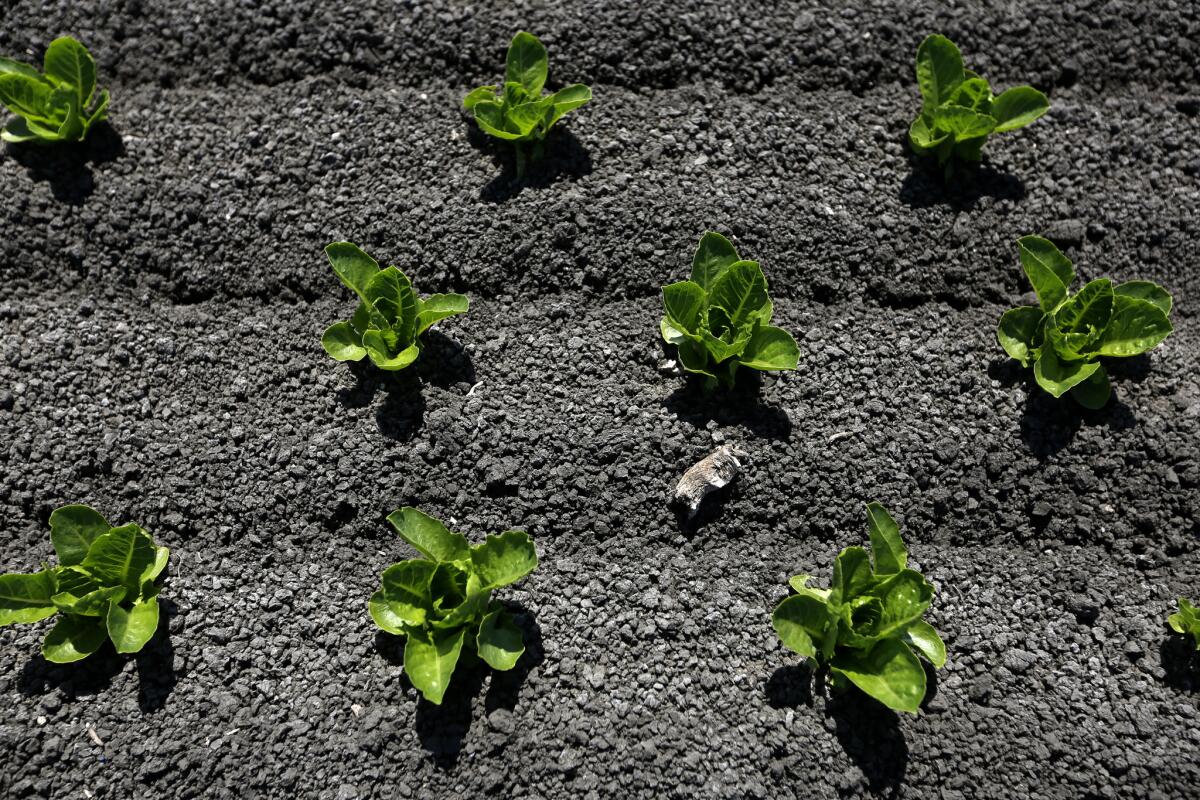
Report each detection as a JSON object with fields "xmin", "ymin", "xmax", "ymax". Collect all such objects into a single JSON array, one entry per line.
[
  {"xmin": 660, "ymin": 231, "xmax": 800, "ymax": 390},
  {"xmin": 321, "ymin": 242, "xmax": 469, "ymax": 371},
  {"xmin": 997, "ymin": 236, "xmax": 1173, "ymax": 409},
  {"xmin": 1168, "ymin": 599, "xmax": 1200, "ymax": 651},
  {"xmin": 462, "ymin": 31, "xmax": 592, "ymax": 177},
  {"xmin": 772, "ymin": 502, "xmax": 945, "ymax": 714},
  {"xmin": 908, "ymin": 34, "xmax": 1049, "ymax": 179},
  {"xmin": 0, "ymin": 37, "xmax": 110, "ymax": 143},
  {"xmin": 0, "ymin": 505, "xmax": 168, "ymax": 663},
  {"xmin": 369, "ymin": 507, "xmax": 538, "ymax": 705}
]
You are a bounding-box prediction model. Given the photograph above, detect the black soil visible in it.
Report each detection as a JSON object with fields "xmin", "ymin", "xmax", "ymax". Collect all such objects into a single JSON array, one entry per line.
[{"xmin": 2, "ymin": 2, "xmax": 1198, "ymax": 798}]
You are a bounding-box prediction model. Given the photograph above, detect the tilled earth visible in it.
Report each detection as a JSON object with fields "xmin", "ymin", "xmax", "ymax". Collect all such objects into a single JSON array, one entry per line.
[{"xmin": 1, "ymin": 2, "xmax": 1198, "ymax": 799}]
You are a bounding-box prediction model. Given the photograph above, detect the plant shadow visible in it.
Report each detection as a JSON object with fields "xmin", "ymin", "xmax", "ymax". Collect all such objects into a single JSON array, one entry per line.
[
  {"xmin": 988, "ymin": 358, "xmax": 1140, "ymax": 457},
  {"xmin": 898, "ymin": 149, "xmax": 1025, "ymax": 211},
  {"xmin": 765, "ymin": 663, "xmax": 815, "ymax": 709},
  {"xmin": 376, "ymin": 605, "xmax": 543, "ymax": 769},
  {"xmin": 335, "ymin": 332, "xmax": 476, "ymax": 442},
  {"xmin": 17, "ymin": 598, "xmax": 178, "ymax": 711},
  {"xmin": 1159, "ymin": 635, "xmax": 1199, "ymax": 692},
  {"xmin": 466, "ymin": 120, "xmax": 592, "ymax": 203},
  {"xmin": 825, "ymin": 687, "xmax": 910, "ymax": 798},
  {"xmin": 4, "ymin": 121, "xmax": 124, "ymax": 206},
  {"xmin": 662, "ymin": 372, "xmax": 793, "ymax": 444}
]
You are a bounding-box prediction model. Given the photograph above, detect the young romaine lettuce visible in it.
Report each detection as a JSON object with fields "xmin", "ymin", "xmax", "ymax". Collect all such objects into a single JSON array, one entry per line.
[
  {"xmin": 462, "ymin": 31, "xmax": 592, "ymax": 177},
  {"xmin": 997, "ymin": 236, "xmax": 1173, "ymax": 409},
  {"xmin": 0, "ymin": 36, "xmax": 110, "ymax": 143},
  {"xmin": 909, "ymin": 34, "xmax": 1049, "ymax": 179},
  {"xmin": 772, "ymin": 502, "xmax": 945, "ymax": 714},
  {"xmin": 660, "ymin": 231, "xmax": 800, "ymax": 390},
  {"xmin": 321, "ymin": 242, "xmax": 469, "ymax": 371},
  {"xmin": 0, "ymin": 504, "xmax": 168, "ymax": 663},
  {"xmin": 1168, "ymin": 598, "xmax": 1200, "ymax": 651},
  {"xmin": 369, "ymin": 507, "xmax": 538, "ymax": 705}
]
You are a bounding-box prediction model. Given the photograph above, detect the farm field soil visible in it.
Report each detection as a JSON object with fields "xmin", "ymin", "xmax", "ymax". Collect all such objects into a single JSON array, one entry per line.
[{"xmin": 1, "ymin": 2, "xmax": 1199, "ymax": 799}]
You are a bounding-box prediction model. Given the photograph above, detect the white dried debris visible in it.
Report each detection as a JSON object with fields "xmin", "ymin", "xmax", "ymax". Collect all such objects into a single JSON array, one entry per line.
[{"xmin": 675, "ymin": 445, "xmax": 747, "ymax": 517}]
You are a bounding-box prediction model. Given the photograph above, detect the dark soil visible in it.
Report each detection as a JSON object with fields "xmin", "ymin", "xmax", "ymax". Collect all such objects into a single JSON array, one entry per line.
[{"xmin": 1, "ymin": 2, "xmax": 1198, "ymax": 798}]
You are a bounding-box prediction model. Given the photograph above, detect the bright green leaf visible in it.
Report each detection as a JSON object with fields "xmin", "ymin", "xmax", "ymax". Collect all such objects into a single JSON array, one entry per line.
[
  {"xmin": 830, "ymin": 638, "xmax": 927, "ymax": 714},
  {"xmin": 866, "ymin": 570, "xmax": 934, "ymax": 639},
  {"xmin": 737, "ymin": 325, "xmax": 799, "ymax": 372},
  {"xmin": 325, "ymin": 242, "xmax": 379, "ymax": 297},
  {"xmin": 690, "ymin": 231, "xmax": 740, "ymax": 291},
  {"xmin": 948, "ymin": 76, "xmax": 993, "ymax": 113},
  {"xmin": 546, "ymin": 83, "xmax": 591, "ymax": 127},
  {"xmin": 463, "ymin": 85, "xmax": 497, "ymax": 110},
  {"xmin": 773, "ymin": 594, "xmax": 835, "ymax": 659},
  {"xmin": 0, "ymin": 571, "xmax": 58, "ymax": 626},
  {"xmin": 915, "ymin": 34, "xmax": 964, "ymax": 111},
  {"xmin": 415, "ymin": 293, "xmax": 469, "ymax": 336},
  {"xmin": 1114, "ymin": 281, "xmax": 1172, "ymax": 316},
  {"xmin": 476, "ymin": 608, "xmax": 525, "ymax": 671},
  {"xmin": 322, "ymin": 322, "xmax": 367, "ymax": 361},
  {"xmin": 931, "ymin": 106, "xmax": 996, "ymax": 139},
  {"xmin": 49, "ymin": 504, "xmax": 110, "ymax": 566},
  {"xmin": 0, "ymin": 73, "xmax": 57, "ymax": 123},
  {"xmin": 473, "ymin": 100, "xmax": 525, "ymax": 140},
  {"xmin": 1018, "ymin": 236, "xmax": 1073, "ymax": 312},
  {"xmin": 1054, "ymin": 278, "xmax": 1114, "ymax": 335},
  {"xmin": 997, "ymin": 306, "xmax": 1045, "ymax": 367},
  {"xmin": 106, "ymin": 594, "xmax": 159, "ymax": 653},
  {"xmin": 386, "ymin": 508, "xmax": 471, "ymax": 563},
  {"xmin": 0, "ymin": 57, "xmax": 44, "ymax": 81},
  {"xmin": 709, "ymin": 261, "xmax": 769, "ymax": 329},
  {"xmin": 506, "ymin": 32, "xmax": 548, "ymax": 96},
  {"xmin": 81, "ymin": 524, "xmax": 156, "ymax": 596},
  {"xmin": 1033, "ymin": 347, "xmax": 1101, "ymax": 397},
  {"xmin": 830, "ymin": 547, "xmax": 876, "ymax": 606},
  {"xmin": 1096, "ymin": 296, "xmax": 1173, "ymax": 357},
  {"xmin": 908, "ymin": 114, "xmax": 949, "ymax": 153},
  {"xmin": 381, "ymin": 560, "xmax": 436, "ymax": 626},
  {"xmin": 902, "ymin": 619, "xmax": 947, "ymax": 668},
  {"xmin": 662, "ymin": 281, "xmax": 706, "ymax": 336},
  {"xmin": 865, "ymin": 502, "xmax": 906, "ymax": 575},
  {"xmin": 43, "ymin": 36, "xmax": 96, "ymax": 107},
  {"xmin": 470, "ymin": 530, "xmax": 538, "ymax": 590},
  {"xmin": 42, "ymin": 614, "xmax": 108, "ymax": 663},
  {"xmin": 404, "ymin": 627, "xmax": 466, "ymax": 705},
  {"xmin": 991, "ymin": 86, "xmax": 1049, "ymax": 133},
  {"xmin": 368, "ymin": 590, "xmax": 406, "ymax": 635}
]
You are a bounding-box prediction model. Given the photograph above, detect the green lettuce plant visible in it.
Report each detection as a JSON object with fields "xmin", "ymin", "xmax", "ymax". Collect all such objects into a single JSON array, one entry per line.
[
  {"xmin": 908, "ymin": 33, "xmax": 1049, "ymax": 179},
  {"xmin": 772, "ymin": 502, "xmax": 945, "ymax": 714},
  {"xmin": 997, "ymin": 236, "xmax": 1173, "ymax": 409},
  {"xmin": 462, "ymin": 31, "xmax": 592, "ymax": 177},
  {"xmin": 321, "ymin": 242, "xmax": 469, "ymax": 371},
  {"xmin": 660, "ymin": 231, "xmax": 800, "ymax": 390},
  {"xmin": 369, "ymin": 507, "xmax": 538, "ymax": 705},
  {"xmin": 0, "ymin": 505, "xmax": 168, "ymax": 663},
  {"xmin": 0, "ymin": 36, "xmax": 110, "ymax": 143},
  {"xmin": 1168, "ymin": 598, "xmax": 1200, "ymax": 651}
]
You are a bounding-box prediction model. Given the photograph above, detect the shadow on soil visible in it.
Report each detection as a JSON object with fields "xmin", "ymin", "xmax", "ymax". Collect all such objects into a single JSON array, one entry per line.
[
  {"xmin": 16, "ymin": 597, "xmax": 179, "ymax": 713},
  {"xmin": 1159, "ymin": 635, "xmax": 1199, "ymax": 692},
  {"xmin": 336, "ymin": 331, "xmax": 476, "ymax": 442},
  {"xmin": 898, "ymin": 151, "xmax": 1025, "ymax": 210},
  {"xmin": 662, "ymin": 372, "xmax": 793, "ymax": 443},
  {"xmin": 987, "ymin": 357, "xmax": 1142, "ymax": 456},
  {"xmin": 767, "ymin": 661, "xmax": 923, "ymax": 796},
  {"xmin": 4, "ymin": 122, "xmax": 124, "ymax": 206},
  {"xmin": 465, "ymin": 120, "xmax": 592, "ymax": 202},
  {"xmin": 376, "ymin": 604, "xmax": 543, "ymax": 768}
]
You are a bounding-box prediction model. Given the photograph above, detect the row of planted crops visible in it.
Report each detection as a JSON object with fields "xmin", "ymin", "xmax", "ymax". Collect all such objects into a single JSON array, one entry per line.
[{"xmin": 1, "ymin": 30, "xmax": 1196, "ymax": 715}]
